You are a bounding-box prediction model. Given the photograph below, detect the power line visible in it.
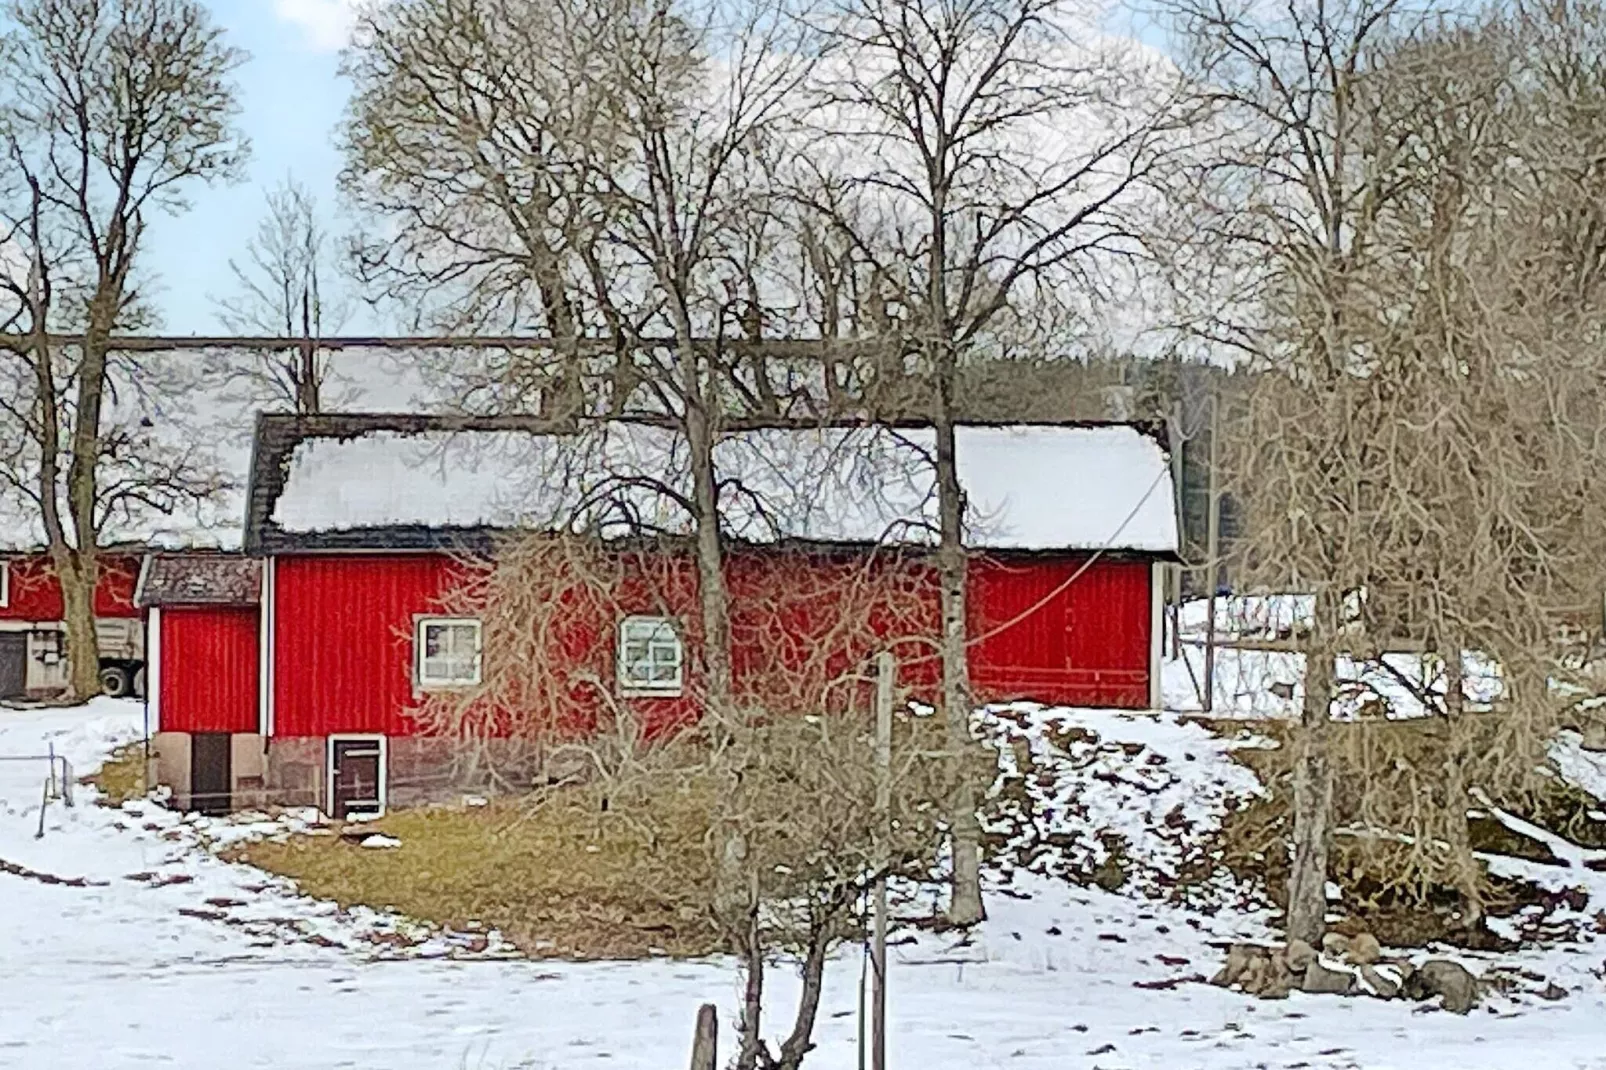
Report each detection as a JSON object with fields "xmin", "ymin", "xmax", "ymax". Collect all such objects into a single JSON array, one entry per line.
[{"xmin": 0, "ymin": 333, "xmax": 882, "ymax": 356}]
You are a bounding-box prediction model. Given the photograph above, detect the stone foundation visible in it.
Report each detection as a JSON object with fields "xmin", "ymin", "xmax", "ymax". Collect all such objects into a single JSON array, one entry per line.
[{"xmin": 263, "ymin": 736, "xmax": 324, "ymax": 810}]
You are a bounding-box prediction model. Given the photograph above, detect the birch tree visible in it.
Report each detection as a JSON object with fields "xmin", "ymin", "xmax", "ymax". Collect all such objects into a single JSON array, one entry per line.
[
  {"xmin": 0, "ymin": 0, "xmax": 244, "ymax": 699},
  {"xmin": 804, "ymin": 0, "xmax": 1192, "ymax": 924}
]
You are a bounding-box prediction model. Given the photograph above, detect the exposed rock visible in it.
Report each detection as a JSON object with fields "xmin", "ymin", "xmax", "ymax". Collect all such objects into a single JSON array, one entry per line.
[
  {"xmin": 1284, "ymin": 938, "xmax": 1317, "ymax": 973},
  {"xmin": 1347, "ymin": 932, "xmax": 1382, "ymax": 965},
  {"xmin": 1210, "ymin": 943, "xmax": 1255, "ymax": 988},
  {"xmin": 1302, "ymin": 958, "xmax": 1359, "ymax": 996},
  {"xmin": 1320, "ymin": 932, "xmax": 1350, "ymax": 958},
  {"xmin": 1358, "ymin": 964, "xmax": 1403, "ymax": 999},
  {"xmin": 1540, "ymin": 982, "xmax": 1569, "ymax": 1002},
  {"xmin": 1250, "ymin": 956, "xmax": 1295, "ymax": 999},
  {"xmin": 1404, "ymin": 959, "xmax": 1479, "ymax": 1014},
  {"xmin": 1211, "ymin": 943, "xmax": 1294, "ymax": 999}
]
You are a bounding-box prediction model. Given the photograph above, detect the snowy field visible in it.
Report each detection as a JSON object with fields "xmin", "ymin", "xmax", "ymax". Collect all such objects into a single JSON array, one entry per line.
[{"xmin": 4, "ymin": 701, "xmax": 1606, "ymax": 1068}]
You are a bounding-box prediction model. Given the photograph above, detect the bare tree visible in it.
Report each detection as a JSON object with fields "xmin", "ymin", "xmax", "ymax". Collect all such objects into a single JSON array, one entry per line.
[
  {"xmin": 344, "ymin": 0, "xmax": 826, "ymax": 724},
  {"xmin": 1165, "ymin": 0, "xmax": 1606, "ymax": 939},
  {"xmin": 0, "ymin": 0, "xmax": 244, "ymax": 699},
  {"xmin": 417, "ymin": 526, "xmax": 952, "ymax": 1070},
  {"xmin": 803, "ymin": 0, "xmax": 1192, "ymax": 924},
  {"xmin": 1155, "ymin": 0, "xmax": 1436, "ymax": 945},
  {"xmin": 342, "ymin": 0, "xmax": 614, "ymax": 413},
  {"xmin": 211, "ymin": 177, "xmax": 348, "ymax": 413},
  {"xmin": 576, "ymin": 0, "xmax": 822, "ymax": 720}
]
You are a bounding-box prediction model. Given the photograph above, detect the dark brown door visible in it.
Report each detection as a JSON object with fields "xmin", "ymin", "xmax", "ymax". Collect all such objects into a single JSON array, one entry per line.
[
  {"xmin": 190, "ymin": 733, "xmax": 232, "ymax": 815},
  {"xmin": 329, "ymin": 739, "xmax": 383, "ymax": 819},
  {"xmin": 0, "ymin": 633, "xmax": 24, "ymax": 699}
]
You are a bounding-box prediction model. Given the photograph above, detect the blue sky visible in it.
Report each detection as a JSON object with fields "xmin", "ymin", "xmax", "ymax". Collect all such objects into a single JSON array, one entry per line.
[
  {"xmin": 145, "ymin": 0, "xmax": 1170, "ymax": 335},
  {"xmin": 142, "ymin": 0, "xmax": 363, "ymax": 333}
]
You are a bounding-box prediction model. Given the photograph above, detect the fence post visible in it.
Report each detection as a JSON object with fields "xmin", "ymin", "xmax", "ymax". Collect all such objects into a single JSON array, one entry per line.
[
  {"xmin": 35, "ymin": 776, "xmax": 49, "ymax": 839},
  {"xmin": 689, "ymin": 1003, "xmax": 717, "ymax": 1070},
  {"xmin": 1203, "ymin": 393, "xmax": 1222, "ymax": 714},
  {"xmin": 872, "ymin": 651, "xmax": 894, "ymax": 1070}
]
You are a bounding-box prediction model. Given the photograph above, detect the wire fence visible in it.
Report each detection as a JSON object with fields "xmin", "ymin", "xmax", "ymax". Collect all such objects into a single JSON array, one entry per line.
[{"xmin": 0, "ymin": 744, "xmax": 76, "ymax": 838}]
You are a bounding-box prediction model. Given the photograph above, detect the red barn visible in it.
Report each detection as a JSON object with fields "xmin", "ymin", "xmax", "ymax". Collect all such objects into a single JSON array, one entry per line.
[
  {"xmin": 0, "ymin": 550, "xmax": 144, "ymax": 700},
  {"xmin": 149, "ymin": 414, "xmax": 1179, "ymax": 817}
]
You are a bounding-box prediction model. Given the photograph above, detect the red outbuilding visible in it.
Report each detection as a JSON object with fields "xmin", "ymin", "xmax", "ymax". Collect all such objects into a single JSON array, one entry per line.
[
  {"xmin": 137, "ymin": 553, "xmax": 263, "ymax": 813},
  {"xmin": 148, "ymin": 414, "xmax": 1179, "ymax": 817}
]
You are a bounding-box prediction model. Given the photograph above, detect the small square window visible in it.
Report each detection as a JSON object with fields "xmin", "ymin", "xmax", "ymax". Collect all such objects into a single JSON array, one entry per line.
[
  {"xmin": 618, "ymin": 616, "xmax": 684, "ymax": 695},
  {"xmin": 416, "ymin": 617, "xmax": 482, "ymax": 689}
]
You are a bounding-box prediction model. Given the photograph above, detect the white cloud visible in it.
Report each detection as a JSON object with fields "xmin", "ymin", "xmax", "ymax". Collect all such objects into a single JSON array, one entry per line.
[{"xmin": 273, "ymin": 0, "xmax": 357, "ymax": 51}]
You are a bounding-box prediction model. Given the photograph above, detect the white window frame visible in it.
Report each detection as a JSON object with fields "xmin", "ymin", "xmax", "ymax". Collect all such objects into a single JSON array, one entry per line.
[
  {"xmin": 0, "ymin": 559, "xmax": 9, "ymax": 609},
  {"xmin": 617, "ymin": 615, "xmax": 685, "ymax": 696},
  {"xmin": 326, "ymin": 734, "xmax": 388, "ymax": 819},
  {"xmin": 414, "ymin": 616, "xmax": 483, "ymax": 690}
]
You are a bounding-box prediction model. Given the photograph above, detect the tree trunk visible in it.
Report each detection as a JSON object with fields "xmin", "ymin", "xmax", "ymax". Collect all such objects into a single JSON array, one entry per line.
[
  {"xmin": 1286, "ymin": 623, "xmax": 1334, "ymax": 945},
  {"xmin": 297, "ymin": 286, "xmax": 322, "ymax": 416},
  {"xmin": 1443, "ymin": 644, "xmax": 1464, "ymax": 719},
  {"xmin": 55, "ymin": 549, "xmax": 102, "ymax": 701},
  {"xmin": 683, "ymin": 367, "xmax": 733, "ymax": 723},
  {"xmin": 773, "ymin": 926, "xmax": 831, "ymax": 1070},
  {"xmin": 1439, "ymin": 642, "xmax": 1481, "ymax": 927},
  {"xmin": 60, "ymin": 296, "xmax": 117, "ymax": 701},
  {"xmin": 734, "ymin": 911, "xmax": 766, "ymax": 1070},
  {"xmin": 935, "ymin": 402, "xmax": 984, "ymax": 927}
]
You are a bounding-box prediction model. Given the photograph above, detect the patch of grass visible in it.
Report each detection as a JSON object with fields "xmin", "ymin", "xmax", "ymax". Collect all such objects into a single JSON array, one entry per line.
[
  {"xmin": 228, "ymin": 782, "xmax": 723, "ymax": 959},
  {"xmin": 87, "ymin": 744, "xmax": 147, "ymax": 806}
]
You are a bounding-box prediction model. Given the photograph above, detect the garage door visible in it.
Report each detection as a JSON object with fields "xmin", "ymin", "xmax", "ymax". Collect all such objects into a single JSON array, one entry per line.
[{"xmin": 0, "ymin": 633, "xmax": 25, "ymax": 700}]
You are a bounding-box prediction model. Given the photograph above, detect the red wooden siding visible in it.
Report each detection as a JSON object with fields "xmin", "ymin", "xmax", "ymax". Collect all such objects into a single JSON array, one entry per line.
[
  {"xmin": 272, "ymin": 555, "xmax": 468, "ymax": 737},
  {"xmin": 265, "ymin": 548, "xmax": 1155, "ymax": 740},
  {"xmin": 0, "ymin": 554, "xmax": 140, "ymax": 620},
  {"xmin": 158, "ymin": 607, "xmax": 259, "ymax": 733},
  {"xmin": 970, "ymin": 556, "xmax": 1152, "ymax": 708}
]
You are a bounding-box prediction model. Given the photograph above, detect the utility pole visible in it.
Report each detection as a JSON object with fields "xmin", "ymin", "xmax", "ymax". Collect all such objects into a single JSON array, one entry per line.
[
  {"xmin": 1203, "ymin": 394, "xmax": 1223, "ymax": 715},
  {"xmin": 872, "ymin": 651, "xmax": 894, "ymax": 1070}
]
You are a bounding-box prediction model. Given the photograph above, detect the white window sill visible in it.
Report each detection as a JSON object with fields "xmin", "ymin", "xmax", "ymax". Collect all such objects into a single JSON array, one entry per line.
[{"xmin": 619, "ymin": 686, "xmax": 685, "ymax": 699}]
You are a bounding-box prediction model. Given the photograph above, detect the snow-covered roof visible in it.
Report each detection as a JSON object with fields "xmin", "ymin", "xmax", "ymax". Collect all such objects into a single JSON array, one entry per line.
[{"xmin": 261, "ymin": 421, "xmax": 1177, "ymax": 554}]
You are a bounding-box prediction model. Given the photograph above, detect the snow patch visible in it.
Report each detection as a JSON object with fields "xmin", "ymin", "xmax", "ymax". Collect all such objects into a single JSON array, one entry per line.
[
  {"xmin": 272, "ymin": 423, "xmax": 1179, "ymax": 553},
  {"xmin": 980, "ymin": 704, "xmax": 1265, "ymax": 901}
]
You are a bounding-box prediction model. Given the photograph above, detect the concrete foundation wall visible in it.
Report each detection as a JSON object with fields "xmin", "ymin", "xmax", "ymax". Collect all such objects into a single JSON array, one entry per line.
[
  {"xmin": 151, "ymin": 731, "xmax": 191, "ymax": 810},
  {"xmin": 230, "ymin": 733, "xmax": 268, "ymax": 810},
  {"xmin": 153, "ymin": 731, "xmax": 556, "ymax": 815}
]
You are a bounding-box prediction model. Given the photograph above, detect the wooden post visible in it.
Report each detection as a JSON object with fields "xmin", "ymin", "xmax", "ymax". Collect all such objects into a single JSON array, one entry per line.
[
  {"xmin": 1203, "ymin": 394, "xmax": 1222, "ymax": 714},
  {"xmin": 1168, "ymin": 403, "xmax": 1186, "ymax": 661},
  {"xmin": 872, "ymin": 651, "xmax": 893, "ymax": 1070},
  {"xmin": 689, "ymin": 1003, "xmax": 717, "ymax": 1070}
]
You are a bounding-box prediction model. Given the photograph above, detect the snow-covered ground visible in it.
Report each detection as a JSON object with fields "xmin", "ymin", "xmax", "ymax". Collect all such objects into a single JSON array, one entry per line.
[
  {"xmin": 1161, "ymin": 597, "xmax": 1505, "ymax": 718},
  {"xmin": 5, "ymin": 701, "xmax": 1606, "ymax": 1068}
]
